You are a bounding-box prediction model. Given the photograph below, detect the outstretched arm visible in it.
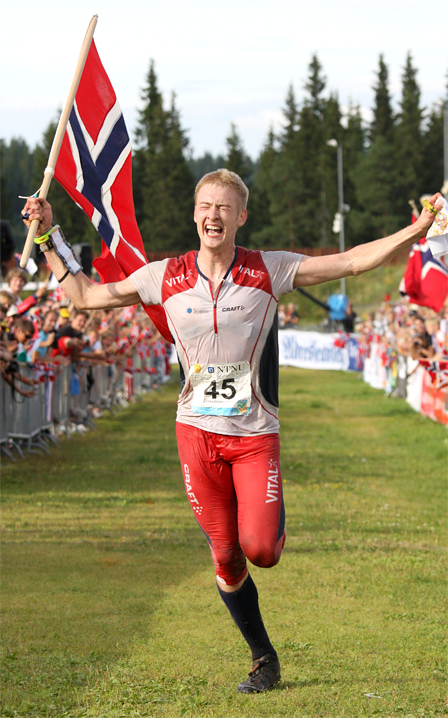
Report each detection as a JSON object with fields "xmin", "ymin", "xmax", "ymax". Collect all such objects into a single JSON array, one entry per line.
[
  {"xmin": 294, "ymin": 193, "xmax": 442, "ymax": 288},
  {"xmin": 22, "ymin": 197, "xmax": 141, "ymax": 309}
]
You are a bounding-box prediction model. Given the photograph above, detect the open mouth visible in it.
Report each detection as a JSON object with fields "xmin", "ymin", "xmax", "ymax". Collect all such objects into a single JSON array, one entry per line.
[{"xmin": 205, "ymin": 224, "xmax": 223, "ymax": 238}]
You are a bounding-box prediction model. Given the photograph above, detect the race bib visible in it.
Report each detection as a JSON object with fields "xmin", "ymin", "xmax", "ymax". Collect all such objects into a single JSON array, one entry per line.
[{"xmin": 190, "ymin": 361, "xmax": 251, "ymax": 416}]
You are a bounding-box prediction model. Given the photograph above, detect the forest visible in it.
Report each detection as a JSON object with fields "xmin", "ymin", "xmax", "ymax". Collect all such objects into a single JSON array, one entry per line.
[{"xmin": 1, "ymin": 52, "xmax": 446, "ymax": 257}]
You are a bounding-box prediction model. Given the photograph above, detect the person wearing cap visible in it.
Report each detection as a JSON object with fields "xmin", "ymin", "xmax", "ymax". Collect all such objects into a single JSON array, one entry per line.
[{"xmin": 58, "ymin": 308, "xmax": 71, "ymax": 327}]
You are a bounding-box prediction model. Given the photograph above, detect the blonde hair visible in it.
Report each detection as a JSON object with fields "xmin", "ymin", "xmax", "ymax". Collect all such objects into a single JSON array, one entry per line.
[
  {"xmin": 0, "ymin": 290, "xmax": 15, "ymax": 308},
  {"xmin": 6, "ymin": 268, "xmax": 28, "ymax": 284},
  {"xmin": 194, "ymin": 169, "xmax": 249, "ymax": 209}
]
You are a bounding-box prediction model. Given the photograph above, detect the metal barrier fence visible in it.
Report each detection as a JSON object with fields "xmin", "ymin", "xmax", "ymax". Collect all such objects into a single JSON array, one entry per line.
[{"xmin": 0, "ymin": 352, "xmax": 162, "ymax": 461}]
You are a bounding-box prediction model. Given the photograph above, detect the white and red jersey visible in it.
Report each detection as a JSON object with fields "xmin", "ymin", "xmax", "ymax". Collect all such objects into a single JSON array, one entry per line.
[{"xmin": 131, "ymin": 247, "xmax": 302, "ymax": 436}]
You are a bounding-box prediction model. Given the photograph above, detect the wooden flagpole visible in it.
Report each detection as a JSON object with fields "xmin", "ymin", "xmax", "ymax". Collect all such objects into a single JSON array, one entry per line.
[{"xmin": 20, "ymin": 15, "xmax": 98, "ymax": 268}]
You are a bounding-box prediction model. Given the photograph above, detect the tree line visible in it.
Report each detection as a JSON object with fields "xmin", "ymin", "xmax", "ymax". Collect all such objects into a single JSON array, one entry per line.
[{"xmin": 1, "ymin": 52, "xmax": 446, "ymax": 256}]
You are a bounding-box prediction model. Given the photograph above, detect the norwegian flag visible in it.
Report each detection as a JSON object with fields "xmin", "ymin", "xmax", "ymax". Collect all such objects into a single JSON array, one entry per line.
[
  {"xmin": 419, "ymin": 360, "xmax": 448, "ymax": 391},
  {"xmin": 399, "ymin": 238, "xmax": 448, "ymax": 313},
  {"xmin": 54, "ymin": 40, "xmax": 172, "ymax": 342},
  {"xmin": 333, "ymin": 331, "xmax": 349, "ymax": 348}
]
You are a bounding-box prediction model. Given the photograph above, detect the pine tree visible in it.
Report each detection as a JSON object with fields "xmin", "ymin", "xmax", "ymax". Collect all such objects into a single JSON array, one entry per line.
[
  {"xmin": 225, "ymin": 123, "xmax": 253, "ymax": 184},
  {"xmin": 295, "ymin": 55, "xmax": 335, "ymax": 246},
  {"xmin": 250, "ymin": 84, "xmax": 305, "ymax": 248},
  {"xmin": 304, "ymin": 55, "xmax": 327, "ymax": 118},
  {"xmin": 188, "ymin": 152, "xmax": 226, "ymax": 184},
  {"xmin": 282, "ymin": 84, "xmax": 298, "ymax": 145},
  {"xmin": 420, "ymin": 102, "xmax": 445, "ymax": 194},
  {"xmin": 352, "ymin": 55, "xmax": 402, "ymax": 240},
  {"xmin": 161, "ymin": 94, "xmax": 197, "ymax": 251},
  {"xmin": 133, "ymin": 61, "xmax": 195, "ymax": 253},
  {"xmin": 1, "ymin": 138, "xmax": 35, "ymax": 241},
  {"xmin": 352, "ymin": 135, "xmax": 403, "ymax": 240},
  {"xmin": 395, "ymin": 52, "xmax": 424, "ymax": 216},
  {"xmin": 343, "ymin": 103, "xmax": 367, "ymax": 244},
  {"xmin": 321, "ymin": 93, "xmax": 343, "ymax": 246},
  {"xmin": 249, "ymin": 128, "xmax": 278, "ymax": 247},
  {"xmin": 251, "ymin": 56, "xmax": 343, "ymax": 249},
  {"xmin": 224, "ymin": 123, "xmax": 254, "ymax": 245},
  {"xmin": 420, "ymin": 71, "xmax": 447, "ymax": 197},
  {"xmin": 370, "ymin": 55, "xmax": 395, "ymax": 143}
]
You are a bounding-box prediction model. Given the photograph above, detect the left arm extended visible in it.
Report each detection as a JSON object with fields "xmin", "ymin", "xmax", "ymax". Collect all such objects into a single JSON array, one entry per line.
[{"xmin": 294, "ymin": 193, "xmax": 441, "ymax": 288}]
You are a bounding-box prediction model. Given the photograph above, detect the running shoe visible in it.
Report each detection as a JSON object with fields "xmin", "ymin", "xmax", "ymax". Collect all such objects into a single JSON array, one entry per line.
[{"xmin": 237, "ymin": 653, "xmax": 281, "ymax": 693}]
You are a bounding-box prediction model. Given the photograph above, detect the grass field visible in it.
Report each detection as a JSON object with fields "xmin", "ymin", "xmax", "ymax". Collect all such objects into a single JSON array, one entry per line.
[{"xmin": 1, "ymin": 368, "xmax": 447, "ymax": 718}]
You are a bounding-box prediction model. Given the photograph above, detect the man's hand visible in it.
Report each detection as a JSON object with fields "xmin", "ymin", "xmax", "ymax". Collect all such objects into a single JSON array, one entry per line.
[
  {"xmin": 35, "ymin": 275, "xmax": 50, "ymax": 300},
  {"xmin": 415, "ymin": 192, "xmax": 443, "ymax": 234},
  {"xmin": 294, "ymin": 190, "xmax": 444, "ymax": 288},
  {"xmin": 21, "ymin": 197, "xmax": 53, "ymax": 237}
]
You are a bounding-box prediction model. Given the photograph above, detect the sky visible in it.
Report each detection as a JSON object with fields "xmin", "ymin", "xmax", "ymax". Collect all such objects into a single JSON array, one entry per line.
[{"xmin": 1, "ymin": 0, "xmax": 446, "ymax": 160}]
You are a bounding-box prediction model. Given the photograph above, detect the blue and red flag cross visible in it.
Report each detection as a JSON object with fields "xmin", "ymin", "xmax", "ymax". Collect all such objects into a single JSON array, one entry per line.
[{"xmin": 54, "ymin": 40, "xmax": 171, "ymax": 340}]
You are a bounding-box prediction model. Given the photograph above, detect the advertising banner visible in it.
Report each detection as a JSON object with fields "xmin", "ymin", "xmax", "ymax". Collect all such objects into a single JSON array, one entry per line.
[
  {"xmin": 278, "ymin": 331, "xmax": 361, "ymax": 371},
  {"xmin": 169, "ymin": 330, "xmax": 362, "ymax": 372}
]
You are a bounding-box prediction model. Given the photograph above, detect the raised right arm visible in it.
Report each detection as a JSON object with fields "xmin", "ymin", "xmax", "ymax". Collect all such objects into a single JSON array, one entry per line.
[{"xmin": 22, "ymin": 197, "xmax": 141, "ymax": 310}]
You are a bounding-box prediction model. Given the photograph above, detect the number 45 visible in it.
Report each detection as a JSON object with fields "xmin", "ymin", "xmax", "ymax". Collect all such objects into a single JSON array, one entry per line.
[{"xmin": 204, "ymin": 379, "xmax": 236, "ymax": 400}]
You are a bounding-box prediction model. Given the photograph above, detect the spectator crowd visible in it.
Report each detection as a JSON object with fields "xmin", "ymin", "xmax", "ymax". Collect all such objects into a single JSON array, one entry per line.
[
  {"xmin": 2, "ymin": 262, "xmax": 447, "ymax": 416},
  {"xmin": 1, "ymin": 266, "xmax": 172, "ymax": 402},
  {"xmin": 354, "ymin": 297, "xmax": 447, "ymax": 364}
]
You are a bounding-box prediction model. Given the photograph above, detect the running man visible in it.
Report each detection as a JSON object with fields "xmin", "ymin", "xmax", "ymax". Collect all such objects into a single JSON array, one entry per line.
[{"xmin": 22, "ymin": 172, "xmax": 442, "ymax": 693}]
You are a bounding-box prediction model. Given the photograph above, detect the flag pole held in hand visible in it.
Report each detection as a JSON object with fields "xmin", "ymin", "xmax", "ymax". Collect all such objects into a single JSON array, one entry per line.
[{"xmin": 20, "ymin": 15, "xmax": 98, "ymax": 268}]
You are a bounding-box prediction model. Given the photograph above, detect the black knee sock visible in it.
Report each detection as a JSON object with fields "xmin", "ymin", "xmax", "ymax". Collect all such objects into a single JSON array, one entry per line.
[{"xmin": 217, "ymin": 574, "xmax": 277, "ymax": 662}]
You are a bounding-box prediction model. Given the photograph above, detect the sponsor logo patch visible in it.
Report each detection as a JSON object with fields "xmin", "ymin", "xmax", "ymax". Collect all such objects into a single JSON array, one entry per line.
[
  {"xmin": 183, "ymin": 464, "xmax": 203, "ymax": 516},
  {"xmin": 237, "ymin": 400, "xmax": 248, "ymax": 414}
]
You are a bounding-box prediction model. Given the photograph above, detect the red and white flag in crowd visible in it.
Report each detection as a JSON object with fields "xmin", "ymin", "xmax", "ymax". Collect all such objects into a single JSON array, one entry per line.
[
  {"xmin": 399, "ymin": 238, "xmax": 448, "ymax": 313},
  {"xmin": 53, "ymin": 40, "xmax": 172, "ymax": 341},
  {"xmin": 418, "ymin": 360, "xmax": 448, "ymax": 391}
]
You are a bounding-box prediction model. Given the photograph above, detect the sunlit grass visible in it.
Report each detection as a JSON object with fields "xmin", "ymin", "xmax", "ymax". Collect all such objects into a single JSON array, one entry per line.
[{"xmin": 1, "ymin": 368, "xmax": 446, "ymax": 717}]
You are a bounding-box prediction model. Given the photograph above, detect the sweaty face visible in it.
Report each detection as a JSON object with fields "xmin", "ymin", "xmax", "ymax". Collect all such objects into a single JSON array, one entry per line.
[{"xmin": 194, "ymin": 184, "xmax": 247, "ymax": 251}]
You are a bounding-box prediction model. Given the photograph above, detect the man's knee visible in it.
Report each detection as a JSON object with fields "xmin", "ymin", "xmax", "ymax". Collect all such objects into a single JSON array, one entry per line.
[
  {"xmin": 210, "ymin": 543, "xmax": 247, "ymax": 585},
  {"xmin": 243, "ymin": 533, "xmax": 285, "ymax": 569}
]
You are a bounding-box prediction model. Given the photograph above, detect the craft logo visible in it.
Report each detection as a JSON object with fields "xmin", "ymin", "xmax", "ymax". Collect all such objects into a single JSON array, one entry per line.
[
  {"xmin": 183, "ymin": 464, "xmax": 203, "ymax": 516},
  {"xmin": 237, "ymin": 400, "xmax": 248, "ymax": 415}
]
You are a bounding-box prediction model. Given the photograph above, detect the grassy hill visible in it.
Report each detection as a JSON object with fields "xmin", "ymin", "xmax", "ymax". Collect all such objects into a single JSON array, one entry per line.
[{"xmin": 282, "ymin": 261, "xmax": 406, "ymax": 327}]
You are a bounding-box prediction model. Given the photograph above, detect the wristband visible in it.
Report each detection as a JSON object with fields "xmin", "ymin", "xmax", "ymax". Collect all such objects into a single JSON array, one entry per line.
[
  {"xmin": 39, "ymin": 238, "xmax": 54, "ymax": 253},
  {"xmin": 34, "ymin": 225, "xmax": 59, "ymax": 245},
  {"xmin": 422, "ymin": 199, "xmax": 438, "ymax": 216},
  {"xmin": 37, "ymin": 226, "xmax": 82, "ymax": 276},
  {"xmin": 57, "ymin": 270, "xmax": 71, "ymax": 284}
]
